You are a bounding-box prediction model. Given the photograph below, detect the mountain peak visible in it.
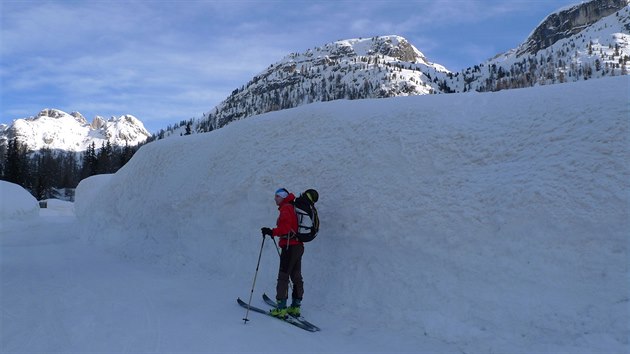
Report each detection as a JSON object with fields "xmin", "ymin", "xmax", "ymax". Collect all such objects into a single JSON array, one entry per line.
[
  {"xmin": 36, "ymin": 108, "xmax": 66, "ymax": 119},
  {"xmin": 91, "ymin": 116, "xmax": 106, "ymax": 130},
  {"xmin": 34, "ymin": 109, "xmax": 88, "ymax": 126},
  {"xmin": 330, "ymin": 35, "xmax": 428, "ymax": 63},
  {"xmin": 71, "ymin": 111, "xmax": 88, "ymax": 124}
]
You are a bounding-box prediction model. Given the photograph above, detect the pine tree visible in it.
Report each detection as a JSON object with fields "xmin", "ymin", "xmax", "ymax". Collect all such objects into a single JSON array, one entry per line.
[
  {"xmin": 59, "ymin": 151, "xmax": 79, "ymax": 189},
  {"xmin": 33, "ymin": 148, "xmax": 56, "ymax": 200},
  {"xmin": 81, "ymin": 142, "xmax": 98, "ymax": 179},
  {"xmin": 3, "ymin": 137, "xmax": 29, "ymax": 186}
]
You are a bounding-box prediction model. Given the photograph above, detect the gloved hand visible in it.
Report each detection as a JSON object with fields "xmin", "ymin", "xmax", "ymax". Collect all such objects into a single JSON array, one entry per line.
[{"xmin": 261, "ymin": 227, "xmax": 273, "ymax": 237}]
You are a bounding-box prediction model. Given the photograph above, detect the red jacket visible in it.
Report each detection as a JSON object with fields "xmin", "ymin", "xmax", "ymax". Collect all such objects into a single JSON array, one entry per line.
[{"xmin": 272, "ymin": 193, "xmax": 300, "ymax": 248}]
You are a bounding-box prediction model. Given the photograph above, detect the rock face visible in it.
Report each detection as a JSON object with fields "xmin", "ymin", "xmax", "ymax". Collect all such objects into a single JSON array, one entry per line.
[
  {"xmin": 90, "ymin": 116, "xmax": 106, "ymax": 130},
  {"xmin": 517, "ymin": 0, "xmax": 629, "ymax": 56}
]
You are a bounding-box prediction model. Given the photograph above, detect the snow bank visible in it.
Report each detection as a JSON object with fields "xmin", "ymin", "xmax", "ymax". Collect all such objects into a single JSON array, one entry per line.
[
  {"xmin": 75, "ymin": 174, "xmax": 113, "ymax": 220},
  {"xmin": 0, "ymin": 181, "xmax": 39, "ymax": 221},
  {"xmin": 76, "ymin": 76, "xmax": 629, "ymax": 352}
]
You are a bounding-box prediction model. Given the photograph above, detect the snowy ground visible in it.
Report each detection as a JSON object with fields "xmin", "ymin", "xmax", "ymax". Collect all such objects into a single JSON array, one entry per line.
[
  {"xmin": 4, "ymin": 209, "xmax": 438, "ymax": 353},
  {"xmin": 1, "ymin": 76, "xmax": 629, "ymax": 353}
]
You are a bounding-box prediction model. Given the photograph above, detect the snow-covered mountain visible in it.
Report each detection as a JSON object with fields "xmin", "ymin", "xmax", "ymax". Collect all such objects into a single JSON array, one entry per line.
[
  {"xmin": 461, "ymin": 0, "xmax": 630, "ymax": 92},
  {"xmin": 179, "ymin": 35, "xmax": 450, "ymax": 134},
  {"xmin": 517, "ymin": 0, "xmax": 627, "ymax": 56},
  {"xmin": 0, "ymin": 108, "xmax": 151, "ymax": 152},
  {"xmin": 182, "ymin": 34, "xmax": 462, "ymax": 134},
  {"xmin": 161, "ymin": 0, "xmax": 629, "ymax": 137}
]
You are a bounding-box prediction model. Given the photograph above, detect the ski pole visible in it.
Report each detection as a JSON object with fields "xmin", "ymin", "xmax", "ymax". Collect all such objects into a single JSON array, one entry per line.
[
  {"xmin": 271, "ymin": 236, "xmax": 281, "ymax": 257},
  {"xmin": 243, "ymin": 234, "xmax": 266, "ymax": 324}
]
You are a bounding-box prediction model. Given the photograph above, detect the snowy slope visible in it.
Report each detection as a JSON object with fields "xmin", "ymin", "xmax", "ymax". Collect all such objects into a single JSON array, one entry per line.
[
  {"xmin": 66, "ymin": 76, "xmax": 630, "ymax": 352},
  {"xmin": 0, "ymin": 108, "xmax": 151, "ymax": 151}
]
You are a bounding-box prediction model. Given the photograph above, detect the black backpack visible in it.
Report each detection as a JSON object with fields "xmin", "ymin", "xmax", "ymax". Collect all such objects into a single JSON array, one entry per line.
[{"xmin": 293, "ymin": 189, "xmax": 319, "ymax": 242}]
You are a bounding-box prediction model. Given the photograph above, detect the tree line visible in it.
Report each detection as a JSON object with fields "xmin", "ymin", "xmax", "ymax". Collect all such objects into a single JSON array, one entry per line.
[{"xmin": 0, "ymin": 137, "xmax": 142, "ymax": 200}]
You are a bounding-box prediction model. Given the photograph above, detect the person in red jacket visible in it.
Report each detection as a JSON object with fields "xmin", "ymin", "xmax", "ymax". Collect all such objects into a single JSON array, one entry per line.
[{"xmin": 261, "ymin": 188, "xmax": 304, "ymax": 318}]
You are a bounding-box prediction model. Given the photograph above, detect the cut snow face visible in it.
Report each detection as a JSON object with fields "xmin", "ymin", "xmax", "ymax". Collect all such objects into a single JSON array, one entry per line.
[
  {"xmin": 74, "ymin": 76, "xmax": 629, "ymax": 352},
  {"xmin": 0, "ymin": 181, "xmax": 39, "ymax": 221}
]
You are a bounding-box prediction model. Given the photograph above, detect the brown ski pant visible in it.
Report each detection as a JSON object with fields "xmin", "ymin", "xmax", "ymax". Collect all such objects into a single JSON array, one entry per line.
[{"xmin": 276, "ymin": 243, "xmax": 304, "ymax": 302}]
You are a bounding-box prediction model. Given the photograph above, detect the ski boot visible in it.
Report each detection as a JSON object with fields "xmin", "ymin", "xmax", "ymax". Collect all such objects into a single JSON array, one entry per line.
[
  {"xmin": 287, "ymin": 298, "xmax": 301, "ymax": 317},
  {"xmin": 270, "ymin": 299, "xmax": 287, "ymax": 319}
]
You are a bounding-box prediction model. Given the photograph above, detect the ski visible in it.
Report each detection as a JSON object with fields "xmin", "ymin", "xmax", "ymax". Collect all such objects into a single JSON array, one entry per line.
[
  {"xmin": 262, "ymin": 293, "xmax": 321, "ymax": 331},
  {"xmin": 237, "ymin": 298, "xmax": 317, "ymax": 332}
]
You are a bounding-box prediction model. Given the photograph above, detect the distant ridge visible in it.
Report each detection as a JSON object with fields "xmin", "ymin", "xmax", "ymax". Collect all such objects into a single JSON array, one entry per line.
[{"xmin": 0, "ymin": 108, "xmax": 151, "ymax": 152}]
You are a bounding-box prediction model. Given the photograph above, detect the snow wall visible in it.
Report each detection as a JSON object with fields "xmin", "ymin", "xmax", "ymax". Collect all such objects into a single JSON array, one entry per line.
[{"xmin": 76, "ymin": 76, "xmax": 629, "ymax": 351}]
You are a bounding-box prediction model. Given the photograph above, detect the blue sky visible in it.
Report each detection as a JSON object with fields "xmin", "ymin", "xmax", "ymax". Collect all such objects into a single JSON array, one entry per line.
[{"xmin": 1, "ymin": 0, "xmax": 577, "ymax": 133}]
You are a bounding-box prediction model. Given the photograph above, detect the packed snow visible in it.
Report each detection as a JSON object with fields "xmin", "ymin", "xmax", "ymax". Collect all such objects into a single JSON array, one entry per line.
[{"xmin": 2, "ymin": 76, "xmax": 629, "ymax": 353}]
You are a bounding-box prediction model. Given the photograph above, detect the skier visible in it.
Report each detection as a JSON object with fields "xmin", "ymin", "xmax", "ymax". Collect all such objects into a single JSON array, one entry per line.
[{"xmin": 261, "ymin": 188, "xmax": 304, "ymax": 319}]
